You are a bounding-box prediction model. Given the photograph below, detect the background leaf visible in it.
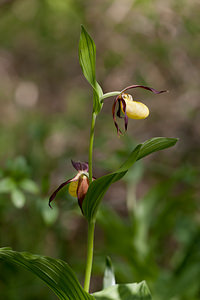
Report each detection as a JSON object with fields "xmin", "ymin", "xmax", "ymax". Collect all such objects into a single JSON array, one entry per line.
[
  {"xmin": 11, "ymin": 189, "xmax": 26, "ymax": 208},
  {"xmin": 83, "ymin": 137, "xmax": 178, "ymax": 221},
  {"xmin": 93, "ymin": 281, "xmax": 152, "ymax": 300},
  {"xmin": 19, "ymin": 179, "xmax": 39, "ymax": 194},
  {"xmin": 0, "ymin": 177, "xmax": 16, "ymax": 193},
  {"xmin": 103, "ymin": 256, "xmax": 116, "ymax": 289},
  {"xmin": 0, "ymin": 248, "xmax": 94, "ymax": 300}
]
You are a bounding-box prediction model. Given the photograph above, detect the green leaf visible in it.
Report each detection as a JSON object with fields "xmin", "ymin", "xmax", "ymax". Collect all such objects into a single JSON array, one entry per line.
[
  {"xmin": 103, "ymin": 257, "xmax": 116, "ymax": 289},
  {"xmin": 39, "ymin": 197, "xmax": 59, "ymax": 225},
  {"xmin": 93, "ymin": 281, "xmax": 152, "ymax": 300},
  {"xmin": 83, "ymin": 137, "xmax": 178, "ymax": 221},
  {"xmin": 79, "ymin": 25, "xmax": 96, "ymax": 89},
  {"xmin": 79, "ymin": 25, "xmax": 103, "ymax": 113},
  {"xmin": 93, "ymin": 83, "xmax": 103, "ymax": 113},
  {"xmin": 137, "ymin": 137, "xmax": 178, "ymax": 161},
  {"xmin": 19, "ymin": 179, "xmax": 39, "ymax": 194},
  {"xmin": 0, "ymin": 248, "xmax": 94, "ymax": 300},
  {"xmin": 82, "ymin": 145, "xmax": 142, "ymax": 221},
  {"xmin": 0, "ymin": 177, "xmax": 16, "ymax": 193},
  {"xmin": 11, "ymin": 189, "xmax": 26, "ymax": 208}
]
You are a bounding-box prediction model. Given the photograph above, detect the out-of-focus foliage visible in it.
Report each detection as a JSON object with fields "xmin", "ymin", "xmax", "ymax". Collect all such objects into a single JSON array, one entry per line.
[{"xmin": 0, "ymin": 0, "xmax": 199, "ymax": 299}]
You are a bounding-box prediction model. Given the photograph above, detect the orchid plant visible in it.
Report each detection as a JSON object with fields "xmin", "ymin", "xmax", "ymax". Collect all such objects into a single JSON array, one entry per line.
[{"xmin": 0, "ymin": 26, "xmax": 178, "ymax": 300}]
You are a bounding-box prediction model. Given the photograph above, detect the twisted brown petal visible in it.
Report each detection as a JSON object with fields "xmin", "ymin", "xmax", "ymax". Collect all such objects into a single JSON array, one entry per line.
[
  {"xmin": 121, "ymin": 98, "xmax": 128, "ymax": 131},
  {"xmin": 112, "ymin": 95, "xmax": 122, "ymax": 135},
  {"xmin": 121, "ymin": 85, "xmax": 167, "ymax": 94},
  {"xmin": 117, "ymin": 99, "xmax": 122, "ymax": 118},
  {"xmin": 49, "ymin": 174, "xmax": 79, "ymax": 208}
]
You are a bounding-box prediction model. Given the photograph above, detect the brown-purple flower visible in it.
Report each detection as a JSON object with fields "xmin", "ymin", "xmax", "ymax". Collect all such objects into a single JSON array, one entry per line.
[
  {"xmin": 49, "ymin": 160, "xmax": 93, "ymax": 212},
  {"xmin": 112, "ymin": 85, "xmax": 167, "ymax": 135}
]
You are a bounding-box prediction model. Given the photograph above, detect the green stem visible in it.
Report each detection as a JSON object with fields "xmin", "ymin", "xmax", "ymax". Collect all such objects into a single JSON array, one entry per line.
[
  {"xmin": 88, "ymin": 112, "xmax": 96, "ymax": 183},
  {"xmin": 100, "ymin": 91, "xmax": 121, "ymax": 102},
  {"xmin": 83, "ymin": 111, "xmax": 96, "ymax": 292},
  {"xmin": 84, "ymin": 220, "xmax": 95, "ymax": 292}
]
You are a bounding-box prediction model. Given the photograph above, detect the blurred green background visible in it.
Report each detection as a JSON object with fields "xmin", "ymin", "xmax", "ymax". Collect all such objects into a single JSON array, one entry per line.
[{"xmin": 0, "ymin": 0, "xmax": 199, "ymax": 299}]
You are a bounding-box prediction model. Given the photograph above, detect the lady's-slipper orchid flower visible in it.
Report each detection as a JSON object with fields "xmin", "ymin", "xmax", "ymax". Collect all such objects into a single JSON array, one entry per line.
[
  {"xmin": 49, "ymin": 160, "xmax": 93, "ymax": 213},
  {"xmin": 112, "ymin": 85, "xmax": 167, "ymax": 134}
]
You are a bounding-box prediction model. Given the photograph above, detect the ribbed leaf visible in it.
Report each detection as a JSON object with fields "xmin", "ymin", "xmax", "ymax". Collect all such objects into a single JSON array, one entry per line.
[
  {"xmin": 82, "ymin": 137, "xmax": 178, "ymax": 221},
  {"xmin": 103, "ymin": 257, "xmax": 116, "ymax": 289},
  {"xmin": 93, "ymin": 281, "xmax": 152, "ymax": 300},
  {"xmin": 79, "ymin": 25, "xmax": 96, "ymax": 88},
  {"xmin": 0, "ymin": 248, "xmax": 94, "ymax": 300},
  {"xmin": 79, "ymin": 25, "xmax": 103, "ymax": 113},
  {"xmin": 82, "ymin": 145, "xmax": 142, "ymax": 221},
  {"xmin": 137, "ymin": 137, "xmax": 178, "ymax": 161}
]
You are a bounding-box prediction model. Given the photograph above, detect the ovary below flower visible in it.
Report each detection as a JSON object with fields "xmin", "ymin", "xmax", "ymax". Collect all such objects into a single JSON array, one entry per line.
[
  {"xmin": 49, "ymin": 160, "xmax": 93, "ymax": 213},
  {"xmin": 120, "ymin": 94, "xmax": 149, "ymax": 119}
]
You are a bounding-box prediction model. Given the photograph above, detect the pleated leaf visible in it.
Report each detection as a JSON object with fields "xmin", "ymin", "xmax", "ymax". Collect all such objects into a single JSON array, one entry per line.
[
  {"xmin": 93, "ymin": 281, "xmax": 152, "ymax": 300},
  {"xmin": 82, "ymin": 145, "xmax": 142, "ymax": 221},
  {"xmin": 0, "ymin": 248, "xmax": 94, "ymax": 300},
  {"xmin": 79, "ymin": 25, "xmax": 103, "ymax": 113},
  {"xmin": 82, "ymin": 137, "xmax": 178, "ymax": 221},
  {"xmin": 79, "ymin": 25, "xmax": 96, "ymax": 88},
  {"xmin": 137, "ymin": 137, "xmax": 178, "ymax": 161}
]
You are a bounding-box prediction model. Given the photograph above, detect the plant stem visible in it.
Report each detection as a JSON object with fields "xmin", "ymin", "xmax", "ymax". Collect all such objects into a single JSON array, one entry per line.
[
  {"xmin": 84, "ymin": 220, "xmax": 95, "ymax": 292},
  {"xmin": 88, "ymin": 112, "xmax": 96, "ymax": 183},
  {"xmin": 83, "ymin": 111, "xmax": 96, "ymax": 292}
]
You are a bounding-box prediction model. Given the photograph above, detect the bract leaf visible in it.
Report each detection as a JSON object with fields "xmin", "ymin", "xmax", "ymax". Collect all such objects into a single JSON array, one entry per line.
[
  {"xmin": 93, "ymin": 83, "xmax": 103, "ymax": 114},
  {"xmin": 0, "ymin": 248, "xmax": 94, "ymax": 300},
  {"xmin": 79, "ymin": 25, "xmax": 103, "ymax": 114},
  {"xmin": 79, "ymin": 25, "xmax": 96, "ymax": 89},
  {"xmin": 93, "ymin": 281, "xmax": 152, "ymax": 300}
]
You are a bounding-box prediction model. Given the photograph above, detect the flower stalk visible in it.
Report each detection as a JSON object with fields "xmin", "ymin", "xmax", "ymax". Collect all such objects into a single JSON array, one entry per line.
[{"xmin": 100, "ymin": 91, "xmax": 121, "ymax": 102}]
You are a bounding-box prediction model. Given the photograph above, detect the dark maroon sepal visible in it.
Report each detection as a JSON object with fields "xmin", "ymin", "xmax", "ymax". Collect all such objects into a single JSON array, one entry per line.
[
  {"xmin": 117, "ymin": 99, "xmax": 122, "ymax": 118},
  {"xmin": 71, "ymin": 160, "xmax": 88, "ymax": 172},
  {"xmin": 121, "ymin": 98, "xmax": 128, "ymax": 131},
  {"xmin": 112, "ymin": 95, "xmax": 123, "ymax": 135},
  {"xmin": 49, "ymin": 177, "xmax": 76, "ymax": 208},
  {"xmin": 121, "ymin": 84, "xmax": 167, "ymax": 94}
]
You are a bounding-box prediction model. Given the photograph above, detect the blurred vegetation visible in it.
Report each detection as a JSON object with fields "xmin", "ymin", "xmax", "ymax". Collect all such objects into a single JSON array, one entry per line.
[{"xmin": 0, "ymin": 0, "xmax": 199, "ymax": 299}]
